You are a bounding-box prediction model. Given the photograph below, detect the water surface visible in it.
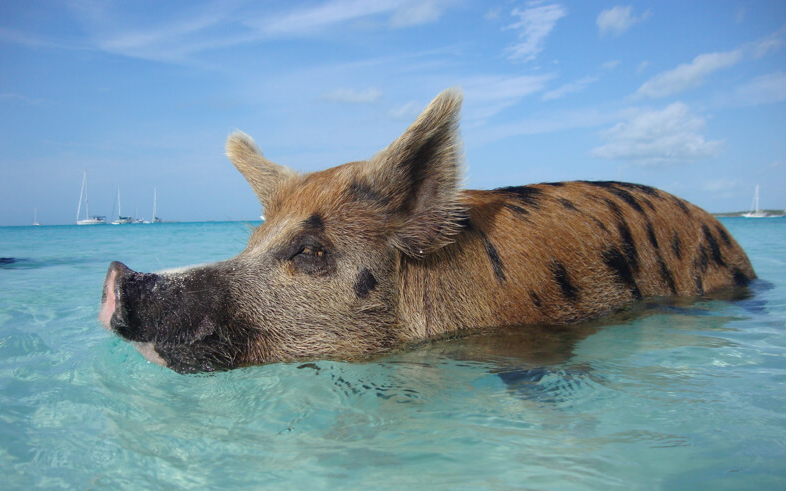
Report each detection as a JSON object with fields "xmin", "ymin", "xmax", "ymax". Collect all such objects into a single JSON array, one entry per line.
[{"xmin": 1, "ymin": 219, "xmax": 784, "ymax": 490}]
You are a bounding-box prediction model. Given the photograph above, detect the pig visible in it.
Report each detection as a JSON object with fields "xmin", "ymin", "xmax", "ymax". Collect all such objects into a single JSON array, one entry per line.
[{"xmin": 99, "ymin": 89, "xmax": 756, "ymax": 373}]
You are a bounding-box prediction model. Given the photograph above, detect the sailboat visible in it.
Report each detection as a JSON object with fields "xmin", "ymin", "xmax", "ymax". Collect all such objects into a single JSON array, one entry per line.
[
  {"xmin": 743, "ymin": 185, "xmax": 767, "ymax": 218},
  {"xmin": 742, "ymin": 185, "xmax": 783, "ymax": 218},
  {"xmin": 110, "ymin": 187, "xmax": 133, "ymax": 225},
  {"xmin": 32, "ymin": 208, "xmax": 41, "ymax": 226},
  {"xmin": 151, "ymin": 187, "xmax": 162, "ymax": 223},
  {"xmin": 76, "ymin": 171, "xmax": 107, "ymax": 225}
]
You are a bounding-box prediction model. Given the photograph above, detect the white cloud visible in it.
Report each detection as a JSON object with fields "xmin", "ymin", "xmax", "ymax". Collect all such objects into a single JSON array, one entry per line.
[
  {"xmin": 323, "ymin": 87, "xmax": 383, "ymax": 104},
  {"xmin": 66, "ymin": 0, "xmax": 454, "ymax": 63},
  {"xmin": 703, "ymin": 177, "xmax": 743, "ymax": 200},
  {"xmin": 462, "ymin": 74, "xmax": 554, "ymax": 119},
  {"xmin": 634, "ymin": 49, "xmax": 743, "ymax": 99},
  {"xmin": 703, "ymin": 178, "xmax": 741, "ymax": 192},
  {"xmin": 470, "ymin": 107, "xmax": 614, "ymax": 145},
  {"xmin": 728, "ymin": 71, "xmax": 786, "ymax": 106},
  {"xmin": 592, "ymin": 102, "xmax": 723, "ymax": 165},
  {"xmin": 390, "ymin": 0, "xmax": 450, "ymax": 28},
  {"xmin": 735, "ymin": 7, "xmax": 745, "ymax": 24},
  {"xmin": 752, "ymin": 27, "xmax": 785, "ymax": 58},
  {"xmin": 542, "ymin": 76, "xmax": 598, "ymax": 101},
  {"xmin": 252, "ymin": 0, "xmax": 450, "ymax": 36},
  {"xmin": 637, "ymin": 60, "xmax": 650, "ymax": 74},
  {"xmin": 602, "ymin": 60, "xmax": 621, "ymax": 70},
  {"xmin": 597, "ymin": 6, "xmax": 651, "ymax": 37},
  {"xmin": 484, "ymin": 8, "xmax": 502, "ymax": 21},
  {"xmin": 0, "ymin": 92, "xmax": 52, "ymax": 106},
  {"xmin": 389, "ymin": 100, "xmax": 423, "ymax": 119},
  {"xmin": 504, "ymin": 3, "xmax": 567, "ymax": 62}
]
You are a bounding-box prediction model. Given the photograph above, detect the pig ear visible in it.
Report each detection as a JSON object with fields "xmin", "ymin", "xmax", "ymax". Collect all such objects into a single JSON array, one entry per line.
[
  {"xmin": 226, "ymin": 132, "xmax": 296, "ymax": 209},
  {"xmin": 365, "ymin": 88, "xmax": 466, "ymax": 258}
]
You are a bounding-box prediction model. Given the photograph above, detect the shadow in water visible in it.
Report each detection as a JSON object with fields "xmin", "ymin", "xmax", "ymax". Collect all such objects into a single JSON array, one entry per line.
[
  {"xmin": 0, "ymin": 256, "xmax": 98, "ymax": 270},
  {"xmin": 415, "ymin": 284, "xmax": 767, "ymax": 403}
]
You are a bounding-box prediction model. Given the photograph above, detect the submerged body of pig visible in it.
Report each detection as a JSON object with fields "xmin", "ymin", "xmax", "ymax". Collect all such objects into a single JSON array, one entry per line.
[{"xmin": 100, "ymin": 89, "xmax": 755, "ymax": 373}]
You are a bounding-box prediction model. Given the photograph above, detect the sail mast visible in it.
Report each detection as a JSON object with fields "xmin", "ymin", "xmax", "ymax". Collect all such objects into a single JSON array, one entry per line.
[{"xmin": 77, "ymin": 171, "xmax": 86, "ymax": 221}]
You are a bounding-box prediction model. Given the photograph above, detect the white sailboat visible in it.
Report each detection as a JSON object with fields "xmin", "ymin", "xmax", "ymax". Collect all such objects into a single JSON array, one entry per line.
[
  {"xmin": 76, "ymin": 171, "xmax": 107, "ymax": 225},
  {"xmin": 151, "ymin": 187, "xmax": 162, "ymax": 223},
  {"xmin": 32, "ymin": 208, "xmax": 41, "ymax": 226},
  {"xmin": 742, "ymin": 185, "xmax": 784, "ymax": 218},
  {"xmin": 110, "ymin": 187, "xmax": 133, "ymax": 225},
  {"xmin": 743, "ymin": 185, "xmax": 767, "ymax": 218}
]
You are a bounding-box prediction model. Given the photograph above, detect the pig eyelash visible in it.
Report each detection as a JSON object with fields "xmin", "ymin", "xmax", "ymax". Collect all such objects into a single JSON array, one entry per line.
[
  {"xmin": 290, "ymin": 241, "xmax": 334, "ymax": 276},
  {"xmin": 291, "ymin": 242, "xmax": 327, "ymax": 260},
  {"xmin": 299, "ymin": 246, "xmax": 325, "ymax": 258}
]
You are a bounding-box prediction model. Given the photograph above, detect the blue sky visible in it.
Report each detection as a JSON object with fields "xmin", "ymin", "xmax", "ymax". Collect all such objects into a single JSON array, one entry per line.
[{"xmin": 1, "ymin": 0, "xmax": 784, "ymax": 226}]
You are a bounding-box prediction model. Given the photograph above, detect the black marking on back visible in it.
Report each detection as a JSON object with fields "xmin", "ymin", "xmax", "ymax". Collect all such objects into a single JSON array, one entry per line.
[
  {"xmin": 646, "ymin": 221, "xmax": 660, "ymax": 250},
  {"xmin": 590, "ymin": 216, "xmax": 608, "ymax": 233},
  {"xmin": 608, "ymin": 187, "xmax": 645, "ymax": 214},
  {"xmin": 481, "ymin": 234, "xmax": 506, "ymax": 285},
  {"xmin": 354, "ymin": 268, "xmax": 378, "ymax": 298},
  {"xmin": 702, "ymin": 224, "xmax": 725, "ymax": 267},
  {"xmin": 616, "ymin": 182, "xmax": 661, "ymax": 198},
  {"xmin": 716, "ymin": 225, "xmax": 732, "ymax": 247},
  {"xmin": 303, "ymin": 213, "xmax": 324, "ymax": 231},
  {"xmin": 505, "ymin": 203, "xmax": 532, "ymax": 219},
  {"xmin": 550, "ymin": 260, "xmax": 579, "ymax": 301},
  {"xmin": 732, "ymin": 268, "xmax": 751, "ymax": 287},
  {"xmin": 673, "ymin": 197, "xmax": 692, "ymax": 216},
  {"xmin": 602, "ymin": 247, "xmax": 642, "ymax": 300},
  {"xmin": 657, "ymin": 258, "xmax": 678, "ymax": 295},
  {"xmin": 464, "ymin": 216, "xmax": 506, "ymax": 284},
  {"xmin": 696, "ymin": 244, "xmax": 710, "ymax": 273},
  {"xmin": 585, "ymin": 181, "xmax": 659, "ymax": 195},
  {"xmin": 559, "ymin": 198, "xmax": 579, "ymax": 212},
  {"xmin": 530, "ymin": 292, "xmax": 542, "ymax": 308},
  {"xmin": 604, "ymin": 199, "xmax": 623, "ymax": 217},
  {"xmin": 496, "ymin": 186, "xmax": 543, "ymax": 209},
  {"xmin": 639, "ymin": 196, "xmax": 656, "ymax": 211},
  {"xmin": 672, "ymin": 231, "xmax": 683, "ymax": 260},
  {"xmin": 542, "ymin": 182, "xmax": 565, "ymax": 187},
  {"xmin": 617, "ymin": 219, "xmax": 639, "ymax": 272},
  {"xmin": 694, "ymin": 275, "xmax": 704, "ymax": 295}
]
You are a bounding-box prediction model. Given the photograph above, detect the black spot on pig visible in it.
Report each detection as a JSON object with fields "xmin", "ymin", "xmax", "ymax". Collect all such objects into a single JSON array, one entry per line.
[
  {"xmin": 602, "ymin": 247, "xmax": 642, "ymax": 300},
  {"xmin": 551, "ymin": 260, "xmax": 579, "ymax": 301},
  {"xmin": 354, "ymin": 268, "xmax": 378, "ymax": 298}
]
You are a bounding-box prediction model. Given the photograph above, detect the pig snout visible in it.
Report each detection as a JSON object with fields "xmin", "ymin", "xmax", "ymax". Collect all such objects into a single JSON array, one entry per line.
[
  {"xmin": 100, "ymin": 261, "xmax": 169, "ymax": 367},
  {"xmin": 99, "ymin": 261, "xmax": 164, "ymax": 343},
  {"xmin": 99, "ymin": 261, "xmax": 127, "ymax": 331},
  {"xmin": 99, "ymin": 260, "xmax": 240, "ymax": 372}
]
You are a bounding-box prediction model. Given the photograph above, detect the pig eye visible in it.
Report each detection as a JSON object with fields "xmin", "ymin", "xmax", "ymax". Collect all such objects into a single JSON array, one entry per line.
[
  {"xmin": 290, "ymin": 241, "xmax": 332, "ymax": 276},
  {"xmin": 300, "ymin": 246, "xmax": 325, "ymax": 258}
]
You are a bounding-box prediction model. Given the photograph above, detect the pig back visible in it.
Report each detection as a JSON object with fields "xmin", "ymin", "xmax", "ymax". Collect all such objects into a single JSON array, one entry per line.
[{"xmin": 397, "ymin": 181, "xmax": 755, "ymax": 340}]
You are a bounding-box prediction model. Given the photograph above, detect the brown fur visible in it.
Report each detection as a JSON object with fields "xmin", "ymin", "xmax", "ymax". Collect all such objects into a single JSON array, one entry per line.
[{"xmin": 100, "ymin": 88, "xmax": 755, "ymax": 372}]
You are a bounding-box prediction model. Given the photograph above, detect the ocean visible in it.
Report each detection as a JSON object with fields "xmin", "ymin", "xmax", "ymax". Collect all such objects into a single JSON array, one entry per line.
[{"xmin": 1, "ymin": 219, "xmax": 784, "ymax": 490}]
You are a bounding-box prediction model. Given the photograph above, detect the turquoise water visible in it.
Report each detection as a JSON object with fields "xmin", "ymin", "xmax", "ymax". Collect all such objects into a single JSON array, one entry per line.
[{"xmin": 1, "ymin": 219, "xmax": 784, "ymax": 490}]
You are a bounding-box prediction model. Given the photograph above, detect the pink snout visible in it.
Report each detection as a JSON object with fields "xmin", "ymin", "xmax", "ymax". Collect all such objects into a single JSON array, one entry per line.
[{"xmin": 99, "ymin": 264, "xmax": 120, "ymax": 330}]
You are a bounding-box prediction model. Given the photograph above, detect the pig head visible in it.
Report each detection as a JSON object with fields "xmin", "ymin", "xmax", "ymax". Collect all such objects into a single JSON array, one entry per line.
[{"xmin": 99, "ymin": 89, "xmax": 755, "ymax": 373}]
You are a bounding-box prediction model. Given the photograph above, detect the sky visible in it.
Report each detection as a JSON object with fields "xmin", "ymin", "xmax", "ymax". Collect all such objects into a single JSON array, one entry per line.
[{"xmin": 1, "ymin": 0, "xmax": 785, "ymax": 226}]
